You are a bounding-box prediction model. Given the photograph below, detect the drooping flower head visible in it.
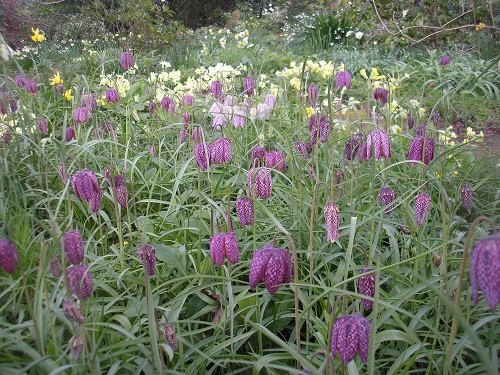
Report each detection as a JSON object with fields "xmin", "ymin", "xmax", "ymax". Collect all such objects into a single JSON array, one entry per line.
[
  {"xmin": 264, "ymin": 93, "xmax": 277, "ymax": 108},
  {"xmin": 160, "ymin": 96, "xmax": 176, "ymax": 114},
  {"xmin": 183, "ymin": 94, "xmax": 194, "ymax": 106},
  {"xmin": 194, "ymin": 143, "xmax": 209, "ymax": 171},
  {"xmin": 71, "ymin": 168, "xmax": 103, "ymax": 213},
  {"xmin": 251, "ymin": 145, "xmax": 266, "ymax": 164},
  {"xmin": 137, "ymin": 244, "xmax": 156, "ymax": 276},
  {"xmin": 439, "ymin": 55, "xmax": 451, "ymax": 66},
  {"xmin": 366, "ymin": 129, "xmax": 391, "ymax": 160},
  {"xmin": 67, "ymin": 264, "xmax": 93, "ymax": 300},
  {"xmin": 324, "ymin": 201, "xmax": 340, "ymax": 242},
  {"xmin": 379, "ymin": 186, "xmax": 396, "ymax": 215},
  {"xmin": 210, "ymin": 232, "xmax": 239, "ymax": 267},
  {"xmin": 209, "ymin": 138, "xmax": 233, "ymax": 165},
  {"xmin": 38, "ymin": 118, "xmax": 49, "ymax": 135},
  {"xmin": 163, "ymin": 324, "xmax": 179, "ymax": 351},
  {"xmin": 249, "ymin": 243, "xmax": 292, "ymax": 294},
  {"xmin": 63, "ymin": 230, "xmax": 85, "ymax": 266},
  {"xmin": 81, "ymin": 93, "xmax": 97, "ymax": 112},
  {"xmin": 308, "ymin": 83, "xmax": 319, "ymax": 106},
  {"xmin": 265, "ymin": 150, "xmax": 286, "ymax": 172},
  {"xmin": 72, "ymin": 107, "xmax": 89, "ymax": 125},
  {"xmin": 49, "ymin": 255, "xmax": 61, "ymax": 277},
  {"xmin": 243, "ymin": 76, "xmax": 255, "ymax": 96},
  {"xmin": 407, "ymin": 115, "xmax": 415, "ymax": 130},
  {"xmin": 358, "ymin": 268, "xmax": 376, "ymax": 310},
  {"xmin": 0, "ymin": 238, "xmax": 19, "ymax": 274},
  {"xmin": 13, "ymin": 74, "xmax": 26, "ymax": 88},
  {"xmin": 120, "ymin": 51, "xmax": 135, "ymax": 70},
  {"xmin": 295, "ymin": 141, "xmax": 313, "ymax": 159},
  {"xmin": 345, "ymin": 133, "xmax": 363, "ymax": 161},
  {"xmin": 319, "ymin": 115, "xmax": 332, "ymax": 143},
  {"xmin": 210, "ymin": 80, "xmax": 223, "ymax": 100},
  {"xmin": 336, "ymin": 71, "xmax": 352, "ymax": 89},
  {"xmin": 407, "ymin": 137, "xmax": 435, "ymax": 166},
  {"xmin": 105, "ymin": 88, "xmax": 119, "ymax": 104},
  {"xmin": 414, "ymin": 193, "xmax": 431, "ymax": 226},
  {"xmin": 63, "ymin": 300, "xmax": 85, "ymax": 324},
  {"xmin": 331, "ymin": 313, "xmax": 371, "ymax": 364},
  {"xmin": 25, "ymin": 79, "xmax": 38, "ymax": 94},
  {"xmin": 372, "ymin": 87, "xmax": 389, "ymax": 105},
  {"xmin": 235, "ymin": 196, "xmax": 254, "ymax": 226},
  {"xmin": 247, "ymin": 167, "xmax": 272, "ymax": 200},
  {"xmin": 460, "ymin": 183, "xmax": 473, "ymax": 211},
  {"xmin": 70, "ymin": 336, "xmax": 84, "ymax": 360},
  {"xmin": 470, "ymin": 234, "xmax": 500, "ymax": 310}
]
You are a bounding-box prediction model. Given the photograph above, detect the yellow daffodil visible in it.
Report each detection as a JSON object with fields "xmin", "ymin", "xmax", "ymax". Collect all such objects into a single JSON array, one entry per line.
[
  {"xmin": 31, "ymin": 28, "xmax": 45, "ymax": 43},
  {"xmin": 63, "ymin": 89, "xmax": 73, "ymax": 101},
  {"xmin": 360, "ymin": 68, "xmax": 368, "ymax": 80},
  {"xmin": 50, "ymin": 72, "xmax": 63, "ymax": 86}
]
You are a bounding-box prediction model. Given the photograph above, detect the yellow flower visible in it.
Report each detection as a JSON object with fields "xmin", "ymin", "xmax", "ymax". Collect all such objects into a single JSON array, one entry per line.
[
  {"xmin": 360, "ymin": 68, "xmax": 368, "ymax": 80},
  {"xmin": 63, "ymin": 89, "xmax": 73, "ymax": 101},
  {"xmin": 305, "ymin": 106, "xmax": 315, "ymax": 117},
  {"xmin": 476, "ymin": 22, "xmax": 486, "ymax": 31},
  {"xmin": 31, "ymin": 28, "xmax": 46, "ymax": 43},
  {"xmin": 50, "ymin": 72, "xmax": 63, "ymax": 86}
]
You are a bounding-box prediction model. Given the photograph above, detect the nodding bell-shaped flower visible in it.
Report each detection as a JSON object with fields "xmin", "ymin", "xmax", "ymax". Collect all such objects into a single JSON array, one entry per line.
[
  {"xmin": 379, "ymin": 186, "xmax": 396, "ymax": 215},
  {"xmin": 414, "ymin": 193, "xmax": 431, "ymax": 226},
  {"xmin": 460, "ymin": 183, "xmax": 473, "ymax": 211},
  {"xmin": 439, "ymin": 55, "xmax": 451, "ymax": 66},
  {"xmin": 345, "ymin": 133, "xmax": 363, "ymax": 161},
  {"xmin": 308, "ymin": 83, "xmax": 319, "ymax": 106},
  {"xmin": 331, "ymin": 313, "xmax": 371, "ymax": 364},
  {"xmin": 194, "ymin": 143, "xmax": 209, "ymax": 171},
  {"xmin": 407, "ymin": 136, "xmax": 435, "ymax": 166},
  {"xmin": 49, "ymin": 255, "xmax": 61, "ymax": 277},
  {"xmin": 210, "ymin": 80, "xmax": 223, "ymax": 100},
  {"xmin": 265, "ymin": 150, "xmax": 286, "ymax": 172},
  {"xmin": 72, "ymin": 107, "xmax": 89, "ymax": 125},
  {"xmin": 336, "ymin": 71, "xmax": 352, "ymax": 89},
  {"xmin": 38, "ymin": 118, "xmax": 49, "ymax": 135},
  {"xmin": 120, "ymin": 51, "xmax": 135, "ymax": 70},
  {"xmin": 366, "ymin": 129, "xmax": 391, "ymax": 160},
  {"xmin": 163, "ymin": 324, "xmax": 179, "ymax": 351},
  {"xmin": 372, "ymin": 87, "xmax": 389, "ymax": 105},
  {"xmin": 295, "ymin": 140, "xmax": 312, "ymax": 159},
  {"xmin": 183, "ymin": 94, "xmax": 194, "ymax": 106},
  {"xmin": 71, "ymin": 168, "xmax": 103, "ymax": 213},
  {"xmin": 137, "ymin": 244, "xmax": 156, "ymax": 276},
  {"xmin": 209, "ymin": 232, "xmax": 239, "ymax": 267},
  {"xmin": 407, "ymin": 115, "xmax": 415, "ymax": 130},
  {"xmin": 105, "ymin": 88, "xmax": 119, "ymax": 104},
  {"xmin": 247, "ymin": 167, "xmax": 272, "ymax": 200},
  {"xmin": 470, "ymin": 234, "xmax": 500, "ymax": 310},
  {"xmin": 81, "ymin": 93, "xmax": 97, "ymax": 112},
  {"xmin": 63, "ymin": 230, "xmax": 85, "ymax": 266},
  {"xmin": 235, "ymin": 196, "xmax": 254, "ymax": 226},
  {"xmin": 25, "ymin": 79, "xmax": 38, "ymax": 94},
  {"xmin": 160, "ymin": 96, "xmax": 176, "ymax": 114},
  {"xmin": 249, "ymin": 243, "xmax": 292, "ymax": 295},
  {"xmin": 324, "ymin": 201, "xmax": 340, "ymax": 242},
  {"xmin": 67, "ymin": 264, "xmax": 93, "ymax": 300},
  {"xmin": 243, "ymin": 76, "xmax": 255, "ymax": 96},
  {"xmin": 209, "ymin": 138, "xmax": 232, "ymax": 165},
  {"xmin": 358, "ymin": 268, "xmax": 376, "ymax": 310},
  {"xmin": 0, "ymin": 238, "xmax": 19, "ymax": 274},
  {"xmin": 63, "ymin": 300, "xmax": 85, "ymax": 324},
  {"xmin": 251, "ymin": 145, "xmax": 266, "ymax": 163}
]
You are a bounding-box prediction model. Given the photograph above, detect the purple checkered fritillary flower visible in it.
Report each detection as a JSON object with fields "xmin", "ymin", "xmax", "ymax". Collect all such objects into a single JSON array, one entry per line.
[
  {"xmin": 235, "ymin": 196, "xmax": 254, "ymax": 226},
  {"xmin": 414, "ymin": 193, "xmax": 431, "ymax": 226},
  {"xmin": 336, "ymin": 71, "xmax": 352, "ymax": 89},
  {"xmin": 137, "ymin": 244, "xmax": 156, "ymax": 276},
  {"xmin": 249, "ymin": 243, "xmax": 292, "ymax": 295},
  {"xmin": 331, "ymin": 313, "xmax": 371, "ymax": 364},
  {"xmin": 439, "ymin": 55, "xmax": 451, "ymax": 66},
  {"xmin": 243, "ymin": 76, "xmax": 255, "ymax": 96},
  {"xmin": 194, "ymin": 143, "xmax": 210, "ymax": 171},
  {"xmin": 67, "ymin": 264, "xmax": 93, "ymax": 300},
  {"xmin": 251, "ymin": 145, "xmax": 266, "ymax": 163},
  {"xmin": 366, "ymin": 129, "xmax": 391, "ymax": 160},
  {"xmin": 73, "ymin": 107, "xmax": 89, "ymax": 125},
  {"xmin": 358, "ymin": 268, "xmax": 376, "ymax": 310},
  {"xmin": 308, "ymin": 83, "xmax": 319, "ymax": 106},
  {"xmin": 105, "ymin": 88, "xmax": 119, "ymax": 104},
  {"xmin": 163, "ymin": 324, "xmax": 179, "ymax": 351},
  {"xmin": 209, "ymin": 138, "xmax": 232, "ymax": 165},
  {"xmin": 324, "ymin": 201, "xmax": 340, "ymax": 242},
  {"xmin": 210, "ymin": 80, "xmax": 223, "ymax": 100},
  {"xmin": 379, "ymin": 186, "xmax": 396, "ymax": 215},
  {"xmin": 247, "ymin": 168, "xmax": 272, "ymax": 200},
  {"xmin": 265, "ymin": 150, "xmax": 286, "ymax": 172},
  {"xmin": 0, "ymin": 238, "xmax": 19, "ymax": 274},
  {"xmin": 38, "ymin": 118, "xmax": 49, "ymax": 135},
  {"xmin": 63, "ymin": 230, "xmax": 84, "ymax": 265},
  {"xmin": 63, "ymin": 300, "xmax": 85, "ymax": 324},
  {"xmin": 407, "ymin": 137, "xmax": 435, "ymax": 166},
  {"xmin": 209, "ymin": 232, "xmax": 239, "ymax": 267},
  {"xmin": 120, "ymin": 51, "xmax": 135, "ymax": 70},
  {"xmin": 470, "ymin": 234, "xmax": 500, "ymax": 310},
  {"xmin": 71, "ymin": 168, "xmax": 103, "ymax": 213},
  {"xmin": 373, "ymin": 87, "xmax": 389, "ymax": 105},
  {"xmin": 460, "ymin": 183, "xmax": 473, "ymax": 211}
]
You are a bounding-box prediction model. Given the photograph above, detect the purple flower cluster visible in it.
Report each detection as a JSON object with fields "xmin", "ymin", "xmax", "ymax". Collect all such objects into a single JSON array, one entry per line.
[
  {"xmin": 331, "ymin": 313, "xmax": 371, "ymax": 364},
  {"xmin": 71, "ymin": 168, "xmax": 104, "ymax": 213},
  {"xmin": 0, "ymin": 238, "xmax": 19, "ymax": 274}
]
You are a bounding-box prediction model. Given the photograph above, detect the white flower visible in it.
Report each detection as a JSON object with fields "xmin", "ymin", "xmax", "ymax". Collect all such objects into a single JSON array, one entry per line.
[{"xmin": 355, "ymin": 31, "xmax": 364, "ymax": 40}]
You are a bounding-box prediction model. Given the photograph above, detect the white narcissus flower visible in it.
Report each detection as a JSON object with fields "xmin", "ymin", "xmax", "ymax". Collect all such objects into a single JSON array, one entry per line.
[{"xmin": 355, "ymin": 31, "xmax": 364, "ymax": 40}]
